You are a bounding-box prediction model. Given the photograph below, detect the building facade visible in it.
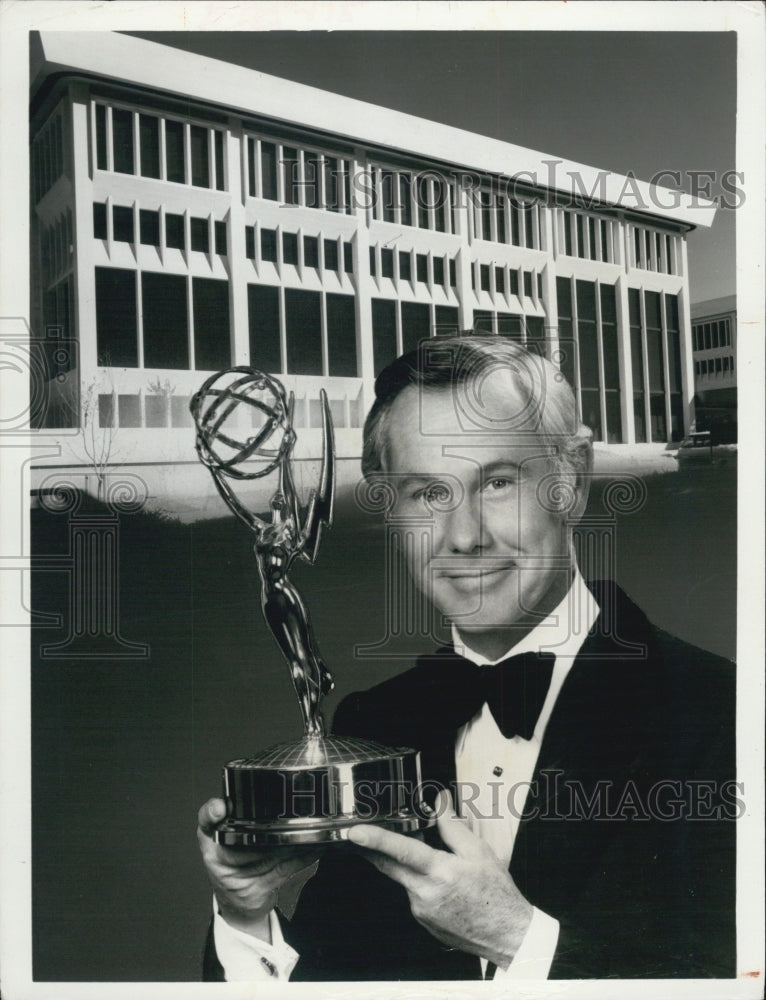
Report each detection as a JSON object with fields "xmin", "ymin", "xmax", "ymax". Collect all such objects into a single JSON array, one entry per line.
[
  {"xmin": 690, "ymin": 295, "xmax": 737, "ymax": 442},
  {"xmin": 29, "ymin": 32, "xmax": 716, "ymax": 503}
]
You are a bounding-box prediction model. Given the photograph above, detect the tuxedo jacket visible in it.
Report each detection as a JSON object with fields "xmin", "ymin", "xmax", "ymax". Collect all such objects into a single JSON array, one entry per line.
[{"xmin": 204, "ymin": 582, "xmax": 736, "ymax": 981}]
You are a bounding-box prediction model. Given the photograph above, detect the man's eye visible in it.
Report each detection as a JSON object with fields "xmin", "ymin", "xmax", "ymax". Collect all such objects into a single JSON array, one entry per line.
[
  {"xmin": 484, "ymin": 477, "xmax": 515, "ymax": 492},
  {"xmin": 416, "ymin": 483, "xmax": 452, "ymax": 504}
]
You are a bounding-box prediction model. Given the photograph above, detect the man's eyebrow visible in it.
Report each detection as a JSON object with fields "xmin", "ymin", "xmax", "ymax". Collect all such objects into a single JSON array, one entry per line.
[
  {"xmin": 392, "ymin": 474, "xmax": 439, "ymax": 490},
  {"xmin": 479, "ymin": 459, "xmax": 524, "ymax": 477}
]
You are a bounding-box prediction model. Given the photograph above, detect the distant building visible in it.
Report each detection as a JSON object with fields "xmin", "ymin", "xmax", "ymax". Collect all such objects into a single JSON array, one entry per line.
[
  {"xmin": 690, "ymin": 295, "xmax": 737, "ymax": 442},
  {"xmin": 29, "ymin": 31, "xmax": 717, "ymax": 501}
]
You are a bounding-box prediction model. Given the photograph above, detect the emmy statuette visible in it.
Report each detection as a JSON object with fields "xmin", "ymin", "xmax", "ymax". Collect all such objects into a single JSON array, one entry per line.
[{"xmin": 190, "ymin": 368, "xmax": 435, "ymax": 846}]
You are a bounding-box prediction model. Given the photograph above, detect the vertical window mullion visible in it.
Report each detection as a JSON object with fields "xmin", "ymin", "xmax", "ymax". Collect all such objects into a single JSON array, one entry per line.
[
  {"xmin": 132, "ymin": 111, "xmax": 139, "ymax": 177},
  {"xmin": 278, "ymin": 286, "xmax": 287, "ymax": 372},
  {"xmin": 518, "ymin": 200, "xmax": 527, "ymax": 248},
  {"xmin": 159, "ymin": 117, "xmax": 167, "ymax": 181},
  {"xmin": 277, "ymin": 143, "xmax": 285, "ymax": 203},
  {"xmin": 571, "ymin": 276, "xmax": 582, "ymax": 419},
  {"xmin": 136, "ymin": 259, "xmax": 145, "ymax": 369},
  {"xmin": 320, "ymin": 291, "xmax": 329, "ymax": 376},
  {"xmin": 638, "ymin": 289, "xmax": 651, "ymax": 440},
  {"xmin": 106, "ymin": 106, "xmax": 114, "ymax": 172},
  {"xmin": 254, "ymin": 138, "xmax": 262, "ymax": 199},
  {"xmin": 186, "ymin": 275, "xmax": 195, "ymax": 370},
  {"xmin": 594, "ymin": 280, "xmax": 607, "ymax": 441},
  {"xmin": 208, "ymin": 128, "xmax": 215, "ymax": 190}
]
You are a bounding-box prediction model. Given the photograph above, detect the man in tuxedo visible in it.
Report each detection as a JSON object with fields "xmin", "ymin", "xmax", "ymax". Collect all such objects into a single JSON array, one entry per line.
[{"xmin": 198, "ymin": 336, "xmax": 736, "ymax": 981}]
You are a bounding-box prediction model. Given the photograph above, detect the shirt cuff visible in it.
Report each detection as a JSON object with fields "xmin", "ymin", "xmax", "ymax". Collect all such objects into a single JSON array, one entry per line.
[
  {"xmin": 213, "ymin": 901, "xmax": 299, "ymax": 981},
  {"xmin": 485, "ymin": 906, "xmax": 560, "ymax": 980}
]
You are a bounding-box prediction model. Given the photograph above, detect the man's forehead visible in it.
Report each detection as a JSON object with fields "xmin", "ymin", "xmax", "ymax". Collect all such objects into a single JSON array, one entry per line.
[
  {"xmin": 389, "ymin": 369, "xmax": 539, "ymax": 437},
  {"xmin": 385, "ymin": 381, "xmax": 551, "ymax": 473}
]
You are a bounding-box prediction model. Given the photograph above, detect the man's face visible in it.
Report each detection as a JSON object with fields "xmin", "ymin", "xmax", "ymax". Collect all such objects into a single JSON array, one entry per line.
[{"xmin": 383, "ymin": 370, "xmax": 579, "ymax": 649}]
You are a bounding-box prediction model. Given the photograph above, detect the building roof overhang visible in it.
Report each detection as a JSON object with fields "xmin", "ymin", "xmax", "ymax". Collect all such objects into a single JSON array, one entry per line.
[{"xmin": 31, "ymin": 30, "xmax": 716, "ymax": 230}]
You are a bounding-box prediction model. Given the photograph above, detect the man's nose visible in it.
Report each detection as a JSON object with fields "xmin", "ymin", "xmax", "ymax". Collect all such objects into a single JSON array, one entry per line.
[{"xmin": 443, "ymin": 496, "xmax": 485, "ymax": 553}]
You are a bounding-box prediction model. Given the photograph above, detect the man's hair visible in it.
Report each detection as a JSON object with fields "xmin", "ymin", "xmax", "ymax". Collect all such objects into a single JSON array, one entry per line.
[{"xmin": 361, "ymin": 335, "xmax": 593, "ymax": 480}]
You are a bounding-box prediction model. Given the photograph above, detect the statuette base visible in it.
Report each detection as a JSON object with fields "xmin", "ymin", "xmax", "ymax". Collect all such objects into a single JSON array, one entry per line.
[{"xmin": 216, "ymin": 735, "xmax": 436, "ymax": 847}]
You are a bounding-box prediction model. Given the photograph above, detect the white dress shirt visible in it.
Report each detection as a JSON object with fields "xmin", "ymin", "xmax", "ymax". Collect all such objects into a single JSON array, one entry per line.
[{"xmin": 215, "ymin": 569, "xmax": 599, "ymax": 981}]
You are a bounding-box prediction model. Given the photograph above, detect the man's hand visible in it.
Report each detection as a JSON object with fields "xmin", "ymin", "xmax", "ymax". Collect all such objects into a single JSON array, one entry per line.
[
  {"xmin": 197, "ymin": 798, "xmax": 322, "ymax": 941},
  {"xmin": 347, "ymin": 789, "xmax": 533, "ymax": 969}
]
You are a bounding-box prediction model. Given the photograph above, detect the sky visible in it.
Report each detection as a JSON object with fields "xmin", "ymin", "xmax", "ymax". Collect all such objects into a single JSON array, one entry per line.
[{"xmin": 129, "ymin": 29, "xmax": 738, "ymax": 303}]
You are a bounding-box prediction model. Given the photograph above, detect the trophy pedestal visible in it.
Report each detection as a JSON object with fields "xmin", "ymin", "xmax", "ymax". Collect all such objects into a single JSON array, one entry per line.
[{"xmin": 216, "ymin": 735, "xmax": 436, "ymax": 847}]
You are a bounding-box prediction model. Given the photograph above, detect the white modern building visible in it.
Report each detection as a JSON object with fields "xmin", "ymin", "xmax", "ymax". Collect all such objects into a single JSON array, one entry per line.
[
  {"xmin": 29, "ymin": 31, "xmax": 717, "ymax": 506},
  {"xmin": 690, "ymin": 295, "xmax": 737, "ymax": 441}
]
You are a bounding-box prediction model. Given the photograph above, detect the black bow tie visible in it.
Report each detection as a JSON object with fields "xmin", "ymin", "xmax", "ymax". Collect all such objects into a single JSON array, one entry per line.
[
  {"xmin": 413, "ymin": 647, "xmax": 556, "ymax": 741},
  {"xmin": 477, "ymin": 651, "xmax": 556, "ymax": 739}
]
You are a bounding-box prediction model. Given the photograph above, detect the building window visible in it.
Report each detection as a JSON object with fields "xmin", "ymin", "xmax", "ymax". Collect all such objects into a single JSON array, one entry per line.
[
  {"xmin": 498, "ymin": 314, "xmax": 522, "ymax": 339},
  {"xmin": 190, "ymin": 125, "xmax": 210, "ymax": 187},
  {"xmin": 600, "ymin": 284, "xmax": 622, "ymax": 442},
  {"xmin": 283, "ymin": 232, "xmax": 298, "ymax": 266},
  {"xmin": 665, "ymin": 295, "xmax": 683, "ymax": 441},
  {"xmin": 112, "ymin": 108, "xmax": 134, "ymax": 174},
  {"xmin": 324, "ymin": 239, "xmax": 338, "ymax": 272},
  {"xmin": 326, "ymin": 293, "xmax": 357, "ymax": 377},
  {"xmin": 193, "ymin": 277, "xmax": 231, "ymax": 371},
  {"xmin": 248, "ymin": 284, "xmax": 281, "ymax": 373},
  {"xmin": 304, "ymin": 235, "xmax": 319, "ymax": 269},
  {"xmin": 95, "ymin": 104, "xmax": 108, "ymax": 172},
  {"xmin": 480, "ymin": 265, "xmax": 490, "ymax": 292},
  {"xmin": 510, "ymin": 271, "xmax": 519, "ymax": 297},
  {"xmin": 245, "ymin": 227, "xmax": 256, "ymax": 260},
  {"xmin": 372, "ymin": 298, "xmax": 397, "ymax": 375},
  {"xmin": 282, "ymin": 146, "xmax": 299, "ymax": 205},
  {"xmin": 93, "ymin": 202, "xmax": 107, "ymax": 240},
  {"xmin": 495, "ymin": 266, "xmax": 505, "ymax": 295},
  {"xmin": 401, "ymin": 301, "xmax": 430, "ymax": 355},
  {"xmin": 369, "ymin": 247, "xmax": 376, "ymax": 277},
  {"xmin": 399, "ymin": 251, "xmax": 412, "ymax": 282},
  {"xmin": 140, "ymin": 209, "xmax": 160, "ymax": 247},
  {"xmin": 449, "ymin": 259, "xmax": 457, "ymax": 288},
  {"xmin": 261, "ymin": 141, "xmax": 278, "ymax": 200},
  {"xmin": 631, "ymin": 224, "xmax": 677, "ymax": 275},
  {"xmin": 433, "ymin": 257, "xmax": 445, "ymax": 286},
  {"xmin": 165, "ymin": 119, "xmax": 185, "ymax": 183},
  {"xmin": 343, "ymin": 242, "xmax": 353, "ymax": 274},
  {"xmin": 165, "ymin": 213, "xmax": 185, "ymax": 251},
  {"xmin": 416, "ymin": 254, "xmax": 428, "ymax": 283},
  {"xmin": 381, "ymin": 248, "xmax": 394, "ymax": 279},
  {"xmin": 261, "ymin": 228, "xmax": 277, "ymax": 262},
  {"xmin": 215, "ymin": 220, "xmax": 227, "ymax": 256},
  {"xmin": 214, "ymin": 130, "xmax": 225, "ymax": 191},
  {"xmin": 473, "ymin": 309, "xmax": 493, "ymax": 334},
  {"xmin": 112, "ymin": 205, "xmax": 134, "ymax": 244},
  {"xmin": 191, "ymin": 217, "xmax": 209, "ymax": 254},
  {"xmin": 139, "ymin": 114, "xmax": 160, "ymax": 179},
  {"xmin": 644, "ymin": 291, "xmax": 666, "ymax": 442},
  {"xmin": 523, "ymin": 272, "xmax": 533, "ymax": 298},
  {"xmin": 285, "ymin": 288, "xmax": 322, "ymax": 375},
  {"xmin": 435, "ymin": 305, "xmax": 459, "ymax": 336},
  {"xmin": 95, "ymin": 267, "xmax": 137, "ymax": 367},
  {"xmin": 142, "ymin": 272, "xmax": 189, "ymax": 369},
  {"xmin": 557, "ymin": 278, "xmax": 624, "ymax": 442}
]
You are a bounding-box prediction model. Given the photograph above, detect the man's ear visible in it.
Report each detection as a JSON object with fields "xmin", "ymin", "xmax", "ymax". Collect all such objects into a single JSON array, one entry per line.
[{"xmin": 567, "ymin": 437, "xmax": 593, "ymax": 525}]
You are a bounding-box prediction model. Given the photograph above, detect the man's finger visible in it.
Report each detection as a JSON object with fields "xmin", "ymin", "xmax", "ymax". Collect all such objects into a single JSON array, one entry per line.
[
  {"xmin": 198, "ymin": 797, "xmax": 228, "ymax": 837},
  {"xmin": 347, "ymin": 823, "xmax": 435, "ymax": 874},
  {"xmin": 434, "ymin": 789, "xmax": 485, "ymax": 859}
]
